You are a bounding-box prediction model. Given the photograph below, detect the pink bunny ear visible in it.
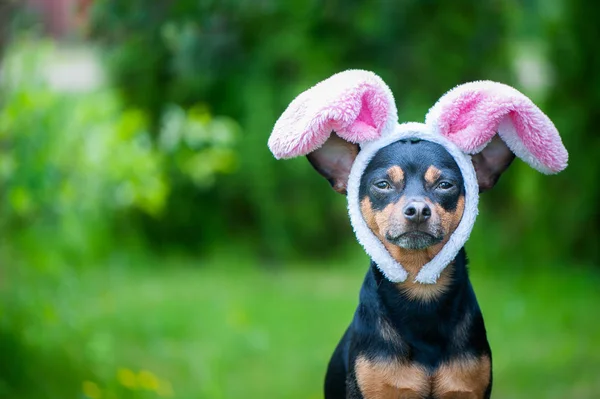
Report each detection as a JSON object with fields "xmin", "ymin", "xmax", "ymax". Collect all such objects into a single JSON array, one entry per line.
[
  {"xmin": 268, "ymin": 70, "xmax": 397, "ymax": 159},
  {"xmin": 425, "ymin": 81, "xmax": 568, "ymax": 174}
]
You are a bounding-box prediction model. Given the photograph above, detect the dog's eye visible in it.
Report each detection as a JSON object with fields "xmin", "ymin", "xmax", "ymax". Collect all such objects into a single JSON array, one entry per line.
[
  {"xmin": 374, "ymin": 181, "xmax": 391, "ymax": 190},
  {"xmin": 437, "ymin": 181, "xmax": 454, "ymax": 190}
]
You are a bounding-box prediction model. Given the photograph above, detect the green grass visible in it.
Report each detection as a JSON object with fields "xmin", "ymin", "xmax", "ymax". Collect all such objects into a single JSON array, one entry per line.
[{"xmin": 1, "ymin": 253, "xmax": 600, "ymax": 399}]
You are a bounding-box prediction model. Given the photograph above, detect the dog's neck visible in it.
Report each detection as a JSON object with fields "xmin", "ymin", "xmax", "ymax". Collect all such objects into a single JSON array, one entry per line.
[
  {"xmin": 367, "ymin": 248, "xmax": 470, "ymax": 316},
  {"xmin": 383, "ymin": 239, "xmax": 446, "ymax": 274},
  {"xmin": 379, "ymin": 238, "xmax": 452, "ymax": 300}
]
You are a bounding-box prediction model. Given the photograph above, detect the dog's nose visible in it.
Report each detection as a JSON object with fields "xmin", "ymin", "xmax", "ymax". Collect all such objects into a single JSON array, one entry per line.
[{"xmin": 403, "ymin": 201, "xmax": 431, "ymax": 223}]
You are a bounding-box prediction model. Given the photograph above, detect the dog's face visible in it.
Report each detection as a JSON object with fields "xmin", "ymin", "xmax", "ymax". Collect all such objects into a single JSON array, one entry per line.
[{"xmin": 359, "ymin": 140, "xmax": 465, "ymax": 254}]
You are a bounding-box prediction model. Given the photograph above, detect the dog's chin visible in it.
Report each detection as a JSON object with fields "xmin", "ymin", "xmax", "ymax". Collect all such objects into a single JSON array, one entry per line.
[{"xmin": 388, "ymin": 231, "xmax": 443, "ymax": 250}]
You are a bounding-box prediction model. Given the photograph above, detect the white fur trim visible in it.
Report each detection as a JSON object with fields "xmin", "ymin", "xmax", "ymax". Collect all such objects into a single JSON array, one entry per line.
[
  {"xmin": 347, "ymin": 123, "xmax": 480, "ymax": 284},
  {"xmin": 268, "ymin": 69, "xmax": 399, "ymax": 159}
]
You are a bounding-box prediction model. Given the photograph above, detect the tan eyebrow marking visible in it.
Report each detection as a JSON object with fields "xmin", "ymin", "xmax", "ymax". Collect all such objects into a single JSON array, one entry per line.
[
  {"xmin": 387, "ymin": 166, "xmax": 404, "ymax": 185},
  {"xmin": 424, "ymin": 165, "xmax": 442, "ymax": 185}
]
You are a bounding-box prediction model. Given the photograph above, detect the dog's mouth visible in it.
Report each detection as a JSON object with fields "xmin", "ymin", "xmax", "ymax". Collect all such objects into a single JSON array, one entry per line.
[{"xmin": 385, "ymin": 231, "xmax": 443, "ymax": 250}]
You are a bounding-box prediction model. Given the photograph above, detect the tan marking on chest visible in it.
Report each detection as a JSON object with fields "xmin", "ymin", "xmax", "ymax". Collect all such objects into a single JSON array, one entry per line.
[
  {"xmin": 355, "ymin": 355, "xmax": 491, "ymax": 399},
  {"xmin": 355, "ymin": 356, "xmax": 429, "ymax": 399},
  {"xmin": 432, "ymin": 355, "xmax": 491, "ymax": 399},
  {"xmin": 387, "ymin": 165, "xmax": 405, "ymax": 185}
]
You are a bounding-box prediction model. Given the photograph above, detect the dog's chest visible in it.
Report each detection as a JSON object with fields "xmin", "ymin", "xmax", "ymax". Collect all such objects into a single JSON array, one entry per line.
[{"xmin": 355, "ymin": 354, "xmax": 491, "ymax": 399}]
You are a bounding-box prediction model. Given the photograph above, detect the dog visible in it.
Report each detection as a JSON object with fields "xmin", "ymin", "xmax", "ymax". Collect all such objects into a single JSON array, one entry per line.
[
  {"xmin": 307, "ymin": 134, "xmax": 514, "ymax": 399},
  {"xmin": 267, "ymin": 70, "xmax": 568, "ymax": 399}
]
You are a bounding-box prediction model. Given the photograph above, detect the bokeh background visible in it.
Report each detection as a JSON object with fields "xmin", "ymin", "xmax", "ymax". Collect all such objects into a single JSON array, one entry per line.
[{"xmin": 0, "ymin": 1, "xmax": 598, "ymax": 398}]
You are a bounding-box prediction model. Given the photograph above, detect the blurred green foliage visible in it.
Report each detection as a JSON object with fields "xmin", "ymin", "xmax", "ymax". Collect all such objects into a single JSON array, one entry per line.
[
  {"xmin": 0, "ymin": 38, "xmax": 240, "ymax": 262},
  {"xmin": 0, "ymin": 40, "xmax": 166, "ymax": 262},
  {"xmin": 1, "ymin": 0, "xmax": 599, "ymax": 398},
  {"xmin": 544, "ymin": 0, "xmax": 600, "ymax": 263}
]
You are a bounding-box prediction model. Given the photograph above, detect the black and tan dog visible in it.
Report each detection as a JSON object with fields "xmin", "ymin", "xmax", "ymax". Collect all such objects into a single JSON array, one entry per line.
[
  {"xmin": 268, "ymin": 70, "xmax": 567, "ymax": 399},
  {"xmin": 307, "ymin": 135, "xmax": 515, "ymax": 399}
]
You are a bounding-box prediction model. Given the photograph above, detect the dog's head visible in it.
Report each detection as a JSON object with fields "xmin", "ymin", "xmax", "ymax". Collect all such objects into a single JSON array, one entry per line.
[
  {"xmin": 306, "ymin": 131, "xmax": 513, "ymax": 278},
  {"xmin": 268, "ymin": 70, "xmax": 568, "ymax": 283}
]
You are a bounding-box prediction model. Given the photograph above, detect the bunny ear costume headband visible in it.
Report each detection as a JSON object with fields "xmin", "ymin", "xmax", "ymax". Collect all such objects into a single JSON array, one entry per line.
[{"xmin": 268, "ymin": 70, "xmax": 568, "ymax": 284}]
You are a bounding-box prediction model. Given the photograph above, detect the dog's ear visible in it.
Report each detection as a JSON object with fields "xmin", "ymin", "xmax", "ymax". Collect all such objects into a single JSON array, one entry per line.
[
  {"xmin": 470, "ymin": 135, "xmax": 515, "ymax": 192},
  {"xmin": 426, "ymin": 81, "xmax": 568, "ymax": 192},
  {"xmin": 268, "ymin": 70, "xmax": 397, "ymax": 175},
  {"xmin": 306, "ymin": 133, "xmax": 359, "ymax": 194}
]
